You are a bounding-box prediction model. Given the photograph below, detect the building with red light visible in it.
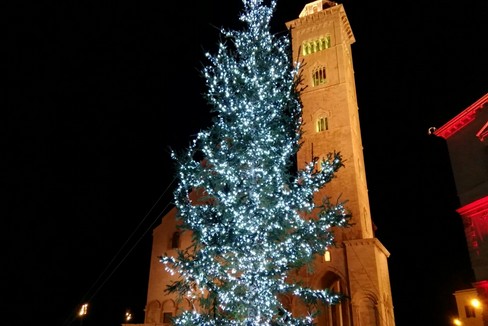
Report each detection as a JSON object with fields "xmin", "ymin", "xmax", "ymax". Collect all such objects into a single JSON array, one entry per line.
[{"xmin": 434, "ymin": 92, "xmax": 488, "ymax": 326}]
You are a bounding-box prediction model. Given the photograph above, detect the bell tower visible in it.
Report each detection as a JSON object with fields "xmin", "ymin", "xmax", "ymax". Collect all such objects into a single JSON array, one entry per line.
[{"xmin": 286, "ymin": 1, "xmax": 396, "ymax": 325}]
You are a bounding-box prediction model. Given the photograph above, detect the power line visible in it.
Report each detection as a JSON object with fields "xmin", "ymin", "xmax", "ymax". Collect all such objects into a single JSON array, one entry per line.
[{"xmin": 62, "ymin": 177, "xmax": 176, "ymax": 326}]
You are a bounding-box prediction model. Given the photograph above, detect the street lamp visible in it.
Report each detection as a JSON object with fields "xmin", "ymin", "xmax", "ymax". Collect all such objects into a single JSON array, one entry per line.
[
  {"xmin": 125, "ymin": 310, "xmax": 132, "ymax": 323},
  {"xmin": 470, "ymin": 298, "xmax": 481, "ymax": 309},
  {"xmin": 78, "ymin": 303, "xmax": 88, "ymax": 325}
]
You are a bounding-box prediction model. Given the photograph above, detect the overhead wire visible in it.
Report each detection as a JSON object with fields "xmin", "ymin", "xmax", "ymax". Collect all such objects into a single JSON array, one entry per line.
[{"xmin": 62, "ymin": 176, "xmax": 177, "ymax": 326}]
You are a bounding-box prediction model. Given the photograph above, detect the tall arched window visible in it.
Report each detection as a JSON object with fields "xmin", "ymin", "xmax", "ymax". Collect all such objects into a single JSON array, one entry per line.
[
  {"xmin": 312, "ymin": 66, "xmax": 327, "ymax": 86},
  {"xmin": 316, "ymin": 117, "xmax": 328, "ymax": 132},
  {"xmin": 317, "ymin": 272, "xmax": 352, "ymax": 326}
]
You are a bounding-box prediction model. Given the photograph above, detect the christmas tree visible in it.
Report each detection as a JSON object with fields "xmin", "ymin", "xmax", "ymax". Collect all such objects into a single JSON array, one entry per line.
[{"xmin": 160, "ymin": 0, "xmax": 351, "ymax": 324}]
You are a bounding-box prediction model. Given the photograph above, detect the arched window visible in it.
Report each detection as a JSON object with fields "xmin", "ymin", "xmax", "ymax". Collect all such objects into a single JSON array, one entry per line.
[
  {"xmin": 324, "ymin": 249, "xmax": 331, "ymax": 262},
  {"xmin": 321, "ymin": 35, "xmax": 331, "ymax": 50},
  {"xmin": 302, "ymin": 35, "xmax": 331, "ymax": 56},
  {"xmin": 316, "ymin": 117, "xmax": 328, "ymax": 132},
  {"xmin": 316, "ymin": 272, "xmax": 352, "ymax": 326},
  {"xmin": 313, "ymin": 40, "xmax": 319, "ymax": 53},
  {"xmin": 312, "ymin": 66, "xmax": 327, "ymax": 86},
  {"xmin": 302, "ymin": 41, "xmax": 312, "ymax": 56}
]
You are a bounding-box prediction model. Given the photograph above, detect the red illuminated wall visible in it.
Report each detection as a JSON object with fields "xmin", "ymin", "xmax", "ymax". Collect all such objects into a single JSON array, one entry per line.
[
  {"xmin": 434, "ymin": 93, "xmax": 488, "ymax": 323},
  {"xmin": 457, "ymin": 196, "xmax": 488, "ymax": 258}
]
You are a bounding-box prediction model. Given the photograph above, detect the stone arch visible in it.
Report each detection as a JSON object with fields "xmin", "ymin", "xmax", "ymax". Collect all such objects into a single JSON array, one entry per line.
[
  {"xmin": 315, "ymin": 270, "xmax": 352, "ymax": 326},
  {"xmin": 161, "ymin": 299, "xmax": 176, "ymax": 323},
  {"xmin": 313, "ymin": 108, "xmax": 331, "ymax": 120},
  {"xmin": 351, "ymin": 291, "xmax": 379, "ymax": 326},
  {"xmin": 145, "ymin": 300, "xmax": 161, "ymax": 323},
  {"xmin": 177, "ymin": 298, "xmax": 192, "ymax": 314}
]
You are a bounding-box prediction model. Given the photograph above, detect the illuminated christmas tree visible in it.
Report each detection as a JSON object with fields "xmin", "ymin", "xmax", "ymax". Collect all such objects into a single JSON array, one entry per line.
[{"xmin": 160, "ymin": 0, "xmax": 350, "ymax": 324}]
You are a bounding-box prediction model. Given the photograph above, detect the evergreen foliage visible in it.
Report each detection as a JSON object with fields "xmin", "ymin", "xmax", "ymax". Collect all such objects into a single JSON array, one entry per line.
[{"xmin": 160, "ymin": 0, "xmax": 351, "ymax": 324}]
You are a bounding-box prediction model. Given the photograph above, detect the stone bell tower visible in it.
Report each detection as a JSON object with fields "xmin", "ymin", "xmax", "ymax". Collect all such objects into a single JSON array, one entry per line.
[{"xmin": 285, "ymin": 1, "xmax": 396, "ymax": 325}]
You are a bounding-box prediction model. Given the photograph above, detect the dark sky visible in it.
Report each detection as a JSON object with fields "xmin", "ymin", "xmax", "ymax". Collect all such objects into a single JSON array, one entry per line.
[{"xmin": 6, "ymin": 0, "xmax": 487, "ymax": 325}]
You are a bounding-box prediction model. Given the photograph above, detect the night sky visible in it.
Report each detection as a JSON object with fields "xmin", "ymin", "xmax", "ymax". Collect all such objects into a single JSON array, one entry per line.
[{"xmin": 6, "ymin": 0, "xmax": 487, "ymax": 325}]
